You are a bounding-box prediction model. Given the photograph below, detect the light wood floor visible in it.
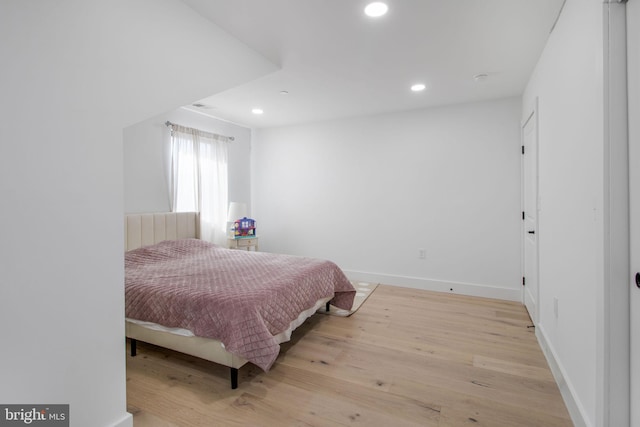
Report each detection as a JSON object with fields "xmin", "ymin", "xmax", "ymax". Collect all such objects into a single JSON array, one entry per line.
[{"xmin": 126, "ymin": 285, "xmax": 573, "ymax": 426}]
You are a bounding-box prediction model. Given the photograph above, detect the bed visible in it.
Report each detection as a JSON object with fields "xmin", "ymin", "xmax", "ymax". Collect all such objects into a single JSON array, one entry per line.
[{"xmin": 124, "ymin": 212, "xmax": 355, "ymax": 389}]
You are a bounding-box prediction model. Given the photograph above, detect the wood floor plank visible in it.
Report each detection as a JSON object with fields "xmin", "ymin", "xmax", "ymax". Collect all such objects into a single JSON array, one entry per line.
[
  {"xmin": 127, "ymin": 284, "xmax": 572, "ymax": 426},
  {"xmin": 472, "ymin": 354, "xmax": 556, "ymax": 382},
  {"xmin": 391, "ymin": 378, "xmax": 572, "ymax": 427},
  {"xmin": 242, "ymin": 372, "xmax": 441, "ymax": 427}
]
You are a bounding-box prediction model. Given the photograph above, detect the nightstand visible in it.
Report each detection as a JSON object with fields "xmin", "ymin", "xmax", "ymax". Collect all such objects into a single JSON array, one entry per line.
[{"xmin": 227, "ymin": 237, "xmax": 259, "ymax": 251}]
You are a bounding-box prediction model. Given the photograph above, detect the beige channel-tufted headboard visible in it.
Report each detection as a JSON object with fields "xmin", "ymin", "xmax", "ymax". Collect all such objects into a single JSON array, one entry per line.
[{"xmin": 124, "ymin": 212, "xmax": 199, "ymax": 251}]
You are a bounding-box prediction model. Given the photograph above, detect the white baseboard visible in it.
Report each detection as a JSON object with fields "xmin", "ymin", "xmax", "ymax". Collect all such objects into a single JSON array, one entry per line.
[
  {"xmin": 342, "ymin": 270, "xmax": 522, "ymax": 302},
  {"xmin": 536, "ymin": 324, "xmax": 590, "ymax": 427},
  {"xmin": 109, "ymin": 412, "xmax": 133, "ymax": 427}
]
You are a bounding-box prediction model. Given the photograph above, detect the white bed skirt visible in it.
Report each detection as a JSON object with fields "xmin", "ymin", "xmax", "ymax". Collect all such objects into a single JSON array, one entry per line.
[{"xmin": 126, "ymin": 296, "xmax": 331, "ymax": 368}]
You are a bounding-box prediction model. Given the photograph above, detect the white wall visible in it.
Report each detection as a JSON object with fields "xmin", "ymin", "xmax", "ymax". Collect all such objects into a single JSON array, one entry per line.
[
  {"xmin": 124, "ymin": 109, "xmax": 253, "ymax": 215},
  {"xmin": 252, "ymin": 97, "xmax": 522, "ymax": 300},
  {"xmin": 522, "ymin": 0, "xmax": 604, "ymax": 425},
  {"xmin": 0, "ymin": 1, "xmax": 275, "ymax": 426}
]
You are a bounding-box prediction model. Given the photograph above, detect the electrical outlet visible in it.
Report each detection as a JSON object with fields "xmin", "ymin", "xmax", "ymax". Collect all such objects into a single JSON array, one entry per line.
[{"xmin": 418, "ymin": 248, "xmax": 426, "ymax": 259}]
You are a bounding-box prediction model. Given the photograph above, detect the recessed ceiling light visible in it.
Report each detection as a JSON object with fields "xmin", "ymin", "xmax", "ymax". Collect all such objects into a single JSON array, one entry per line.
[
  {"xmin": 252, "ymin": 108, "xmax": 264, "ymax": 115},
  {"xmin": 364, "ymin": 2, "xmax": 388, "ymax": 18},
  {"xmin": 192, "ymin": 103, "xmax": 214, "ymax": 109},
  {"xmin": 474, "ymin": 73, "xmax": 489, "ymax": 82},
  {"xmin": 280, "ymin": 90, "xmax": 289, "ymax": 95},
  {"xmin": 411, "ymin": 83, "xmax": 427, "ymax": 92}
]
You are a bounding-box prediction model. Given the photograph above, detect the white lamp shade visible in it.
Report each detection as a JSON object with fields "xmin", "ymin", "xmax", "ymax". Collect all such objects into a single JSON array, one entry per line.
[{"xmin": 227, "ymin": 202, "xmax": 247, "ymax": 221}]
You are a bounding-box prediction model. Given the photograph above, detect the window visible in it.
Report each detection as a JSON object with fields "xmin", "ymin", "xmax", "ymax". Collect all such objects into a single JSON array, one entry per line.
[{"xmin": 169, "ymin": 123, "xmax": 229, "ymax": 245}]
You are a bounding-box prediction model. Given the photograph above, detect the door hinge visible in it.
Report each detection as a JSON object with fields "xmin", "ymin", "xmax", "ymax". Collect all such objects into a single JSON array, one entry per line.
[
  {"xmin": 522, "ymin": 277, "xmax": 526, "ymax": 286},
  {"xmin": 522, "ymin": 145, "xmax": 525, "ymax": 155},
  {"xmin": 522, "ymin": 211, "xmax": 525, "ymax": 220}
]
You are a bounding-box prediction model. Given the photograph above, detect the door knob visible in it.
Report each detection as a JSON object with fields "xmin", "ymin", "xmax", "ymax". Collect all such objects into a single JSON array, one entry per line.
[
  {"xmin": 636, "ymin": 272, "xmax": 640, "ymax": 289},
  {"xmin": 528, "ymin": 230, "xmax": 535, "ymax": 234}
]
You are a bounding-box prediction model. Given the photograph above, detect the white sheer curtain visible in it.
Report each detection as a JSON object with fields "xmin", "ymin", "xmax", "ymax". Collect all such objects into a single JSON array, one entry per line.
[{"xmin": 169, "ymin": 124, "xmax": 229, "ymax": 246}]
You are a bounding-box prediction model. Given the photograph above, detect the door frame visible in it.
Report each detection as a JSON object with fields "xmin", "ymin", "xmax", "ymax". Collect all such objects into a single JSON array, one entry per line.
[
  {"xmin": 521, "ymin": 98, "xmax": 540, "ymax": 324},
  {"xmin": 626, "ymin": 1, "xmax": 640, "ymax": 425},
  {"xmin": 599, "ymin": 1, "xmax": 630, "ymax": 426}
]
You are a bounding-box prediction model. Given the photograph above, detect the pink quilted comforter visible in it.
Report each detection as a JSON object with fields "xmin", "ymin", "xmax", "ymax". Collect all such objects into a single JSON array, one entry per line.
[{"xmin": 125, "ymin": 239, "xmax": 355, "ymax": 371}]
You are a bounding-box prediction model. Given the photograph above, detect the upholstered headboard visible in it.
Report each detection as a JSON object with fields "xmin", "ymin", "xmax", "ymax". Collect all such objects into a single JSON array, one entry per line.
[{"xmin": 124, "ymin": 212, "xmax": 199, "ymax": 251}]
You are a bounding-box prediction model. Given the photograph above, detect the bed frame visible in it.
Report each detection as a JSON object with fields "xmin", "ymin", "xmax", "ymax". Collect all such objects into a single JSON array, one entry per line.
[{"xmin": 124, "ymin": 212, "xmax": 329, "ymax": 389}]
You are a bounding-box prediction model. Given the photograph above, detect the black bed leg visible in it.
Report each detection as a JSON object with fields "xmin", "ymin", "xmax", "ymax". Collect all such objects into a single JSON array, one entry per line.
[
  {"xmin": 230, "ymin": 368, "xmax": 239, "ymax": 389},
  {"xmin": 130, "ymin": 339, "xmax": 137, "ymax": 357},
  {"xmin": 326, "ymin": 302, "xmax": 331, "ymax": 312}
]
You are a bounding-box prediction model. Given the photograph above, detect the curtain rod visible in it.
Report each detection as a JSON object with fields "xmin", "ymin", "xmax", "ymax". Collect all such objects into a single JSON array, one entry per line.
[{"xmin": 165, "ymin": 121, "xmax": 235, "ymax": 141}]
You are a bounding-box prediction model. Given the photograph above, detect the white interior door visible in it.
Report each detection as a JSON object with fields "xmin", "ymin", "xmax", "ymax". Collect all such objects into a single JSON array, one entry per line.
[
  {"xmin": 628, "ymin": 1, "xmax": 640, "ymax": 424},
  {"xmin": 522, "ymin": 104, "xmax": 538, "ymax": 324}
]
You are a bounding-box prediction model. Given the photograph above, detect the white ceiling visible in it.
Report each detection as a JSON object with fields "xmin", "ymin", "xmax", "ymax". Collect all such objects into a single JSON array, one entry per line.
[{"xmin": 181, "ymin": 0, "xmax": 565, "ymax": 129}]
